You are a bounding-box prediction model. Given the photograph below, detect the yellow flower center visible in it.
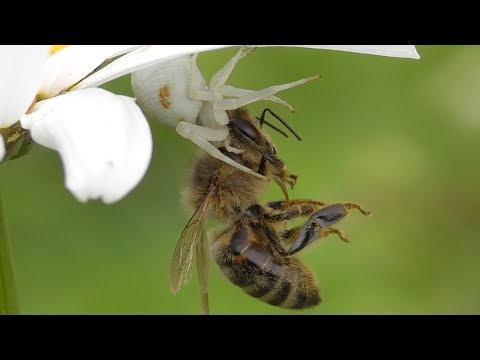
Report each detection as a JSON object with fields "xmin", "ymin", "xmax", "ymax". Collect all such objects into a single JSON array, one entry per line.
[{"xmin": 50, "ymin": 45, "xmax": 69, "ymax": 56}]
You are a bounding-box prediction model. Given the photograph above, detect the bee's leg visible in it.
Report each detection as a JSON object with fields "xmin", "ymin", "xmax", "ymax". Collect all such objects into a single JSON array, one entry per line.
[
  {"xmin": 286, "ymin": 204, "xmax": 371, "ymax": 255},
  {"xmin": 279, "ymin": 225, "xmax": 348, "ymax": 249},
  {"xmin": 321, "ymin": 227, "xmax": 349, "ymax": 243},
  {"xmin": 264, "ymin": 200, "xmax": 330, "ymax": 223},
  {"xmin": 277, "ymin": 226, "xmax": 303, "ymax": 249},
  {"xmin": 283, "ymin": 226, "xmax": 349, "ymax": 244},
  {"xmin": 262, "ymin": 200, "xmax": 332, "ymax": 255},
  {"xmin": 176, "ymin": 122, "xmax": 266, "ymax": 180},
  {"xmin": 265, "ymin": 200, "xmax": 371, "ymax": 222},
  {"xmin": 339, "ymin": 202, "xmax": 372, "ymax": 216},
  {"xmin": 264, "ymin": 201, "xmax": 371, "ymax": 255}
]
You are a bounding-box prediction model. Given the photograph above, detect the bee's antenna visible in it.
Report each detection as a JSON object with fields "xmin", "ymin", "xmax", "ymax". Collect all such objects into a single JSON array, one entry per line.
[
  {"xmin": 259, "ymin": 108, "xmax": 302, "ymax": 141},
  {"xmin": 257, "ymin": 118, "xmax": 289, "ymax": 138}
]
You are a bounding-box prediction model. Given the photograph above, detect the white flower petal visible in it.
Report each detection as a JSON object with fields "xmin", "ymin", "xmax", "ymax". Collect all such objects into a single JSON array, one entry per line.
[
  {"xmin": 0, "ymin": 136, "xmax": 5, "ymax": 162},
  {"xmin": 40, "ymin": 45, "xmax": 143, "ymax": 98},
  {"xmin": 254, "ymin": 45, "xmax": 420, "ymax": 59},
  {"xmin": 76, "ymin": 45, "xmax": 419, "ymax": 90},
  {"xmin": 21, "ymin": 88, "xmax": 152, "ymax": 204},
  {"xmin": 75, "ymin": 45, "xmax": 231, "ymax": 89},
  {"xmin": 0, "ymin": 45, "xmax": 49, "ymax": 127}
]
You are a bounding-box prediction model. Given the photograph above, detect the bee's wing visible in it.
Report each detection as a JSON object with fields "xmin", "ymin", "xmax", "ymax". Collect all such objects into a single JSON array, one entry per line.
[
  {"xmin": 170, "ymin": 192, "xmax": 214, "ymax": 295},
  {"xmin": 196, "ymin": 229, "xmax": 210, "ymax": 315}
]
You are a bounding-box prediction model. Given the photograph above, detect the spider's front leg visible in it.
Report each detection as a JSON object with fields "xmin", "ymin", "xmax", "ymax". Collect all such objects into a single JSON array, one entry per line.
[
  {"xmin": 192, "ymin": 46, "xmax": 319, "ymax": 133},
  {"xmin": 190, "ymin": 46, "xmax": 257, "ymax": 127},
  {"xmin": 175, "ymin": 122, "xmax": 265, "ymax": 179}
]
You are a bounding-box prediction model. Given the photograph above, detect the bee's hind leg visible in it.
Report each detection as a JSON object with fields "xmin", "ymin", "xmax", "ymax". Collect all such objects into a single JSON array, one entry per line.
[
  {"xmin": 264, "ymin": 200, "xmax": 330, "ymax": 223},
  {"xmin": 286, "ymin": 203, "xmax": 371, "ymax": 255},
  {"xmin": 265, "ymin": 200, "xmax": 372, "ymax": 221},
  {"xmin": 278, "ymin": 225, "xmax": 348, "ymax": 250},
  {"xmin": 264, "ymin": 201, "xmax": 371, "ymax": 256},
  {"xmin": 340, "ymin": 202, "xmax": 372, "ymax": 216}
]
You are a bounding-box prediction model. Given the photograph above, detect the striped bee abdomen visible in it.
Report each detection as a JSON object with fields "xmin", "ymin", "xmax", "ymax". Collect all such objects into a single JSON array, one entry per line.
[{"xmin": 213, "ymin": 225, "xmax": 321, "ymax": 310}]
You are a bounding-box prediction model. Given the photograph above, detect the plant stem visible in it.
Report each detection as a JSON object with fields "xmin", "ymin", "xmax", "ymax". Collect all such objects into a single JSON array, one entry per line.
[{"xmin": 0, "ymin": 194, "xmax": 19, "ymax": 314}]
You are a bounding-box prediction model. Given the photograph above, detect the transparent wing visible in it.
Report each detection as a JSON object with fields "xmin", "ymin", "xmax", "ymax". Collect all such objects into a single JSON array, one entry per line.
[
  {"xmin": 196, "ymin": 230, "xmax": 210, "ymax": 315},
  {"xmin": 170, "ymin": 192, "xmax": 214, "ymax": 295}
]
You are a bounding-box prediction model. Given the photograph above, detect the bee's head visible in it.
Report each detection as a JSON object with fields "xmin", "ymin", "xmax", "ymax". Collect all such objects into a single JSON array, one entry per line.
[
  {"xmin": 227, "ymin": 109, "xmax": 276, "ymax": 156},
  {"xmin": 227, "ymin": 109, "xmax": 297, "ymax": 200}
]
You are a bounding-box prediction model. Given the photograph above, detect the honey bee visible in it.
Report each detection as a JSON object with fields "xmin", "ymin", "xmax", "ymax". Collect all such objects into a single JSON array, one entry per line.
[{"xmin": 171, "ymin": 107, "xmax": 370, "ymax": 313}]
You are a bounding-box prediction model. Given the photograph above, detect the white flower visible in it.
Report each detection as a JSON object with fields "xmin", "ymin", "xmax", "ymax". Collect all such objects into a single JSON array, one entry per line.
[
  {"xmin": 76, "ymin": 45, "xmax": 419, "ymax": 88},
  {"xmin": 0, "ymin": 45, "xmax": 419, "ymax": 203},
  {"xmin": 256, "ymin": 45, "xmax": 420, "ymax": 59},
  {"xmin": 0, "ymin": 45, "xmax": 151, "ymax": 204}
]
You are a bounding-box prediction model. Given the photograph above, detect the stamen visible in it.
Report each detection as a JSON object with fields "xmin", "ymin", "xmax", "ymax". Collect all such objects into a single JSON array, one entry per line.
[{"xmin": 50, "ymin": 45, "xmax": 69, "ymax": 56}]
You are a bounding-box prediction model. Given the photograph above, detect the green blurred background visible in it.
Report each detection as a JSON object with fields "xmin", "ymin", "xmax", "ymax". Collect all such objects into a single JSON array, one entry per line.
[{"xmin": 1, "ymin": 45, "xmax": 479, "ymax": 314}]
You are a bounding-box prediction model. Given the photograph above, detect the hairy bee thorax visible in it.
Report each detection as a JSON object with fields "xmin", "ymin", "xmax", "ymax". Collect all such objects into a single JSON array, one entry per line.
[
  {"xmin": 184, "ymin": 150, "xmax": 268, "ymax": 221},
  {"xmin": 183, "ymin": 107, "xmax": 299, "ymax": 221}
]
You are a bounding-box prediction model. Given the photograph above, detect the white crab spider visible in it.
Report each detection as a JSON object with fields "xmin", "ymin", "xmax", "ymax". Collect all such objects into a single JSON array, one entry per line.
[{"xmin": 131, "ymin": 46, "xmax": 318, "ymax": 178}]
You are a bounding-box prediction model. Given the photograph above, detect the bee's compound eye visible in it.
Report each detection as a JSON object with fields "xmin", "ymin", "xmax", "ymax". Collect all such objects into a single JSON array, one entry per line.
[{"xmin": 229, "ymin": 117, "xmax": 260, "ymax": 143}]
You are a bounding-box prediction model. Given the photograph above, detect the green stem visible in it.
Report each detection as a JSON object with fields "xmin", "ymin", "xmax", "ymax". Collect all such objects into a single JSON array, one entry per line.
[{"xmin": 0, "ymin": 194, "xmax": 19, "ymax": 314}]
